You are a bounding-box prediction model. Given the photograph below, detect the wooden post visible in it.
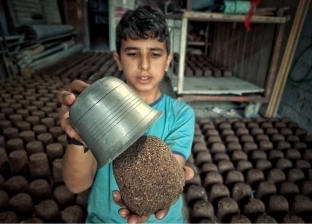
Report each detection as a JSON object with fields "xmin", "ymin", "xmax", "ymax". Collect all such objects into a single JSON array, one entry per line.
[{"xmin": 265, "ymin": 0, "xmax": 311, "ymax": 117}]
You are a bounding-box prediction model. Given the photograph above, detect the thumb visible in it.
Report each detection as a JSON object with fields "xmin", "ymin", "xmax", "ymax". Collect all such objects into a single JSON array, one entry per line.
[{"xmin": 184, "ymin": 166, "xmax": 194, "ymax": 181}]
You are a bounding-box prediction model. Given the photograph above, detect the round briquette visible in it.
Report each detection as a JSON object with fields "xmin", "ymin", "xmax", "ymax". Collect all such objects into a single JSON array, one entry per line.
[
  {"xmin": 258, "ymin": 141, "xmax": 273, "ymax": 151},
  {"xmin": 295, "ymin": 159, "xmax": 311, "ymax": 170},
  {"xmin": 8, "ymin": 150, "xmax": 29, "ymax": 175},
  {"xmin": 46, "ymin": 143, "xmax": 64, "ymax": 162},
  {"xmin": 250, "ymin": 128, "xmax": 264, "ymax": 136},
  {"xmin": 5, "ymin": 175, "xmax": 28, "ymax": 195},
  {"xmin": 0, "ymin": 211, "xmax": 19, "ymax": 223},
  {"xmin": 246, "ymin": 169, "xmax": 264, "ymax": 189},
  {"xmin": 224, "ymin": 135, "xmax": 239, "ymax": 143},
  {"xmin": 251, "ymin": 150, "xmax": 267, "ymax": 161},
  {"xmin": 276, "ymin": 158, "xmax": 292, "ymax": 171},
  {"xmin": 255, "ymin": 181, "xmax": 276, "ymax": 204},
  {"xmin": 6, "ymin": 138, "xmax": 24, "ymax": 152},
  {"xmin": 216, "ymin": 197, "xmax": 239, "ymax": 223},
  {"xmin": 279, "ymin": 182, "xmax": 299, "ymax": 205},
  {"xmin": 208, "ymin": 184, "xmax": 230, "ymax": 206},
  {"xmin": 61, "ymin": 205, "xmax": 85, "ymax": 223},
  {"xmin": 301, "ymin": 181, "xmax": 312, "ymax": 197},
  {"xmin": 230, "ymin": 215, "xmax": 251, "ymax": 223},
  {"xmin": 227, "ymin": 142, "xmax": 242, "ymax": 152},
  {"xmin": 236, "ymin": 160, "xmax": 253, "ymax": 174},
  {"xmin": 290, "ymin": 195, "xmax": 312, "ymax": 222},
  {"xmin": 52, "ymin": 158, "xmax": 64, "ymax": 184},
  {"xmin": 185, "ymin": 185, "xmax": 207, "ymax": 206},
  {"xmin": 9, "ymin": 193, "xmax": 34, "ymax": 219},
  {"xmin": 240, "ymin": 135, "xmax": 254, "ymax": 143},
  {"xmin": 243, "ymin": 198, "xmax": 265, "ymax": 223},
  {"xmin": 267, "ymin": 195, "xmax": 289, "ymax": 222},
  {"xmin": 195, "ymin": 151, "xmax": 212, "ymax": 167},
  {"xmin": 266, "ymin": 169, "xmax": 286, "ymax": 185},
  {"xmin": 210, "ymin": 142, "xmax": 226, "ymax": 154},
  {"xmin": 113, "ymin": 136, "xmax": 185, "ymax": 216},
  {"xmin": 203, "ymin": 171, "xmax": 223, "ymax": 190},
  {"xmin": 287, "ymin": 168, "xmax": 305, "ymax": 185},
  {"xmin": 225, "ymin": 170, "xmax": 244, "ymax": 190},
  {"xmin": 254, "ymin": 214, "xmax": 276, "ymax": 223},
  {"xmin": 220, "ymin": 129, "xmax": 235, "ymax": 137},
  {"xmin": 276, "ymin": 141, "xmax": 291, "ymax": 150},
  {"xmin": 2, "ymin": 127, "xmax": 20, "ymax": 140},
  {"xmin": 76, "ymin": 189, "xmax": 90, "ymax": 209},
  {"xmin": 213, "ymin": 152, "xmax": 229, "ymax": 162},
  {"xmin": 282, "ymin": 214, "xmax": 305, "ymax": 223},
  {"xmin": 254, "ymin": 134, "xmax": 269, "ymax": 143},
  {"xmin": 19, "ymin": 130, "xmax": 36, "ymax": 143},
  {"xmin": 29, "ymin": 179, "xmax": 52, "ymax": 202},
  {"xmin": 242, "ymin": 142, "xmax": 258, "ymax": 154},
  {"xmin": 29, "ymin": 152, "xmax": 51, "ymax": 179},
  {"xmin": 255, "ymin": 159, "xmax": 272, "ymax": 173},
  {"xmin": 53, "ymin": 185, "xmax": 76, "ymax": 208},
  {"xmin": 217, "ymin": 160, "xmax": 234, "ymax": 176},
  {"xmin": 35, "ymin": 199, "xmax": 60, "ymax": 222},
  {"xmin": 37, "ymin": 133, "xmax": 53, "ymax": 147},
  {"xmin": 265, "ymin": 127, "xmax": 279, "ymax": 135},
  {"xmin": 185, "ymin": 173, "xmax": 201, "ymax": 191},
  {"xmin": 190, "ymin": 199, "xmax": 214, "ymax": 223}
]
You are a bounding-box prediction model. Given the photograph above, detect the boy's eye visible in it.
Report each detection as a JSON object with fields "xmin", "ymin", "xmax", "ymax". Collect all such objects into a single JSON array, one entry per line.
[
  {"xmin": 128, "ymin": 52, "xmax": 138, "ymax": 57},
  {"xmin": 152, "ymin": 53, "xmax": 160, "ymax": 57}
]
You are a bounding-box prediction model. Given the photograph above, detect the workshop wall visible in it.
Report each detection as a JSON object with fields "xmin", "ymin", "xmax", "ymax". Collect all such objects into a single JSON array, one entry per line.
[{"xmin": 278, "ymin": 3, "xmax": 312, "ymax": 134}]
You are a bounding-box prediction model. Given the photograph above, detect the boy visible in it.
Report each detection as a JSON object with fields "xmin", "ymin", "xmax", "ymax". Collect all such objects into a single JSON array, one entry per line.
[{"xmin": 58, "ymin": 5, "xmax": 195, "ymax": 223}]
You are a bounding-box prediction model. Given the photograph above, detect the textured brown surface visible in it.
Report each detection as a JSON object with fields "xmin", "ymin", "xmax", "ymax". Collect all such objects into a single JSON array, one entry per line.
[{"xmin": 113, "ymin": 136, "xmax": 185, "ymax": 216}]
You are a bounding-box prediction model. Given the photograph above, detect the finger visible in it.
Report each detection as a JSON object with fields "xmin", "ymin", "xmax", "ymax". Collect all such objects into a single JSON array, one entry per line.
[
  {"xmin": 58, "ymin": 91, "xmax": 76, "ymax": 106},
  {"xmin": 112, "ymin": 191, "xmax": 125, "ymax": 207},
  {"xmin": 184, "ymin": 166, "xmax": 194, "ymax": 181},
  {"xmin": 118, "ymin": 208, "xmax": 131, "ymax": 220},
  {"xmin": 127, "ymin": 214, "xmax": 150, "ymax": 224},
  {"xmin": 70, "ymin": 80, "xmax": 89, "ymax": 94},
  {"xmin": 155, "ymin": 208, "xmax": 169, "ymax": 220}
]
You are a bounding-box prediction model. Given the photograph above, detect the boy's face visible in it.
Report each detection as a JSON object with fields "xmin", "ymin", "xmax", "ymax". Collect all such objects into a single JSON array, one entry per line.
[{"xmin": 113, "ymin": 37, "xmax": 172, "ymax": 96}]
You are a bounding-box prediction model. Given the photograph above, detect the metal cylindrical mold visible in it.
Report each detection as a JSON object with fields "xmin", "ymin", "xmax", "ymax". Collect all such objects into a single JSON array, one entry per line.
[{"xmin": 69, "ymin": 76, "xmax": 163, "ymax": 169}]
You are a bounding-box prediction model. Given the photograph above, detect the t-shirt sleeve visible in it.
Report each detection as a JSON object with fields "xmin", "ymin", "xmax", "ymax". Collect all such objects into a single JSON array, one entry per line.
[{"xmin": 165, "ymin": 104, "xmax": 195, "ymax": 161}]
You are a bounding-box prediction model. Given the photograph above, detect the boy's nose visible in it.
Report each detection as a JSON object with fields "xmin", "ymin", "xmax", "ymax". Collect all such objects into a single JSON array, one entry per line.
[{"xmin": 139, "ymin": 57, "xmax": 150, "ymax": 71}]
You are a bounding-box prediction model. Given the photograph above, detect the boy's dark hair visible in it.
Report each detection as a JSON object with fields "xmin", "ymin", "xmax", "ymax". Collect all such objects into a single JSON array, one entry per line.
[{"xmin": 116, "ymin": 5, "xmax": 170, "ymax": 54}]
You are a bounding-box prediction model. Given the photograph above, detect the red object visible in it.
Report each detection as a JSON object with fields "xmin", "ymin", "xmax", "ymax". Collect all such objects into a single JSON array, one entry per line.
[{"xmin": 245, "ymin": 0, "xmax": 261, "ymax": 32}]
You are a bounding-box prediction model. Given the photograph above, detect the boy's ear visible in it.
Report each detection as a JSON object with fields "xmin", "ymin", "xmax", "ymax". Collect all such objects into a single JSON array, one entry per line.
[
  {"xmin": 113, "ymin": 52, "xmax": 123, "ymax": 71},
  {"xmin": 165, "ymin": 53, "xmax": 173, "ymax": 72}
]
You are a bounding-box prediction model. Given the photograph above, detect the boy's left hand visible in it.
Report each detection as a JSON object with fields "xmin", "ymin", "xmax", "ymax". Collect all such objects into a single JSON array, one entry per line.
[{"xmin": 113, "ymin": 166, "xmax": 194, "ymax": 224}]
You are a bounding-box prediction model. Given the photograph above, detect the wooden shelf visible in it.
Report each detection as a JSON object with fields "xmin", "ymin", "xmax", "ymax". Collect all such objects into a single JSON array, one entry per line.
[
  {"xmin": 184, "ymin": 11, "xmax": 287, "ymax": 24},
  {"xmin": 188, "ymin": 41, "xmax": 205, "ymax": 46},
  {"xmin": 169, "ymin": 75, "xmax": 264, "ymax": 95}
]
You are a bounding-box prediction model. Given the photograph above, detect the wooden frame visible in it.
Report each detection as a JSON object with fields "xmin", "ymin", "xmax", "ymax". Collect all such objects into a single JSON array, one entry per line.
[{"xmin": 265, "ymin": 0, "xmax": 311, "ymax": 117}]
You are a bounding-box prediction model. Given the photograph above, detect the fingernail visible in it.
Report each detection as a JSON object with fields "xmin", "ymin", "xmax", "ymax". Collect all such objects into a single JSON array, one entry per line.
[
  {"xmin": 112, "ymin": 191, "xmax": 118, "ymax": 198},
  {"xmin": 66, "ymin": 95, "xmax": 70, "ymax": 102},
  {"xmin": 158, "ymin": 214, "xmax": 165, "ymax": 220},
  {"xmin": 119, "ymin": 212, "xmax": 126, "ymax": 218},
  {"xmin": 66, "ymin": 129, "xmax": 71, "ymax": 136}
]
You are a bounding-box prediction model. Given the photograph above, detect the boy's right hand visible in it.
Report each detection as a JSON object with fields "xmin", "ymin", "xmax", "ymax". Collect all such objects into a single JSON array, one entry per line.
[{"xmin": 58, "ymin": 80, "xmax": 90, "ymax": 141}]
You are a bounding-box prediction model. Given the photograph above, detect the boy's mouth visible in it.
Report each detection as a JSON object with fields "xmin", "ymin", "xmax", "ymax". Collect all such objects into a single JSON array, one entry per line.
[{"xmin": 137, "ymin": 76, "xmax": 151, "ymax": 84}]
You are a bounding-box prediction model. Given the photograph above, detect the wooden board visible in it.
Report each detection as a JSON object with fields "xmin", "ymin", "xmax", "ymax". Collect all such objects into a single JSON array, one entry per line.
[{"xmin": 170, "ymin": 76, "xmax": 264, "ymax": 95}]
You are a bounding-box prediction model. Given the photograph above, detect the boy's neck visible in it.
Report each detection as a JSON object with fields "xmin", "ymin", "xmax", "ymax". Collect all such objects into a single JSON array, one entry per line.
[{"xmin": 137, "ymin": 89, "xmax": 162, "ymax": 105}]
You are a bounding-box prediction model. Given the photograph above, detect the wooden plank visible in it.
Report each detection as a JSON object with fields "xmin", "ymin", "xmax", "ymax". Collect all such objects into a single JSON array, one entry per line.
[
  {"xmin": 172, "ymin": 76, "xmax": 264, "ymax": 95},
  {"xmin": 177, "ymin": 17, "xmax": 188, "ymax": 94},
  {"xmin": 184, "ymin": 11, "xmax": 287, "ymax": 23},
  {"xmin": 265, "ymin": 0, "xmax": 311, "ymax": 117}
]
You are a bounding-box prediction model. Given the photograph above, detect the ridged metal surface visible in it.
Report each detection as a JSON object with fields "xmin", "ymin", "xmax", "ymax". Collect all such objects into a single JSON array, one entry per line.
[{"xmin": 8, "ymin": 0, "xmax": 62, "ymax": 25}]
